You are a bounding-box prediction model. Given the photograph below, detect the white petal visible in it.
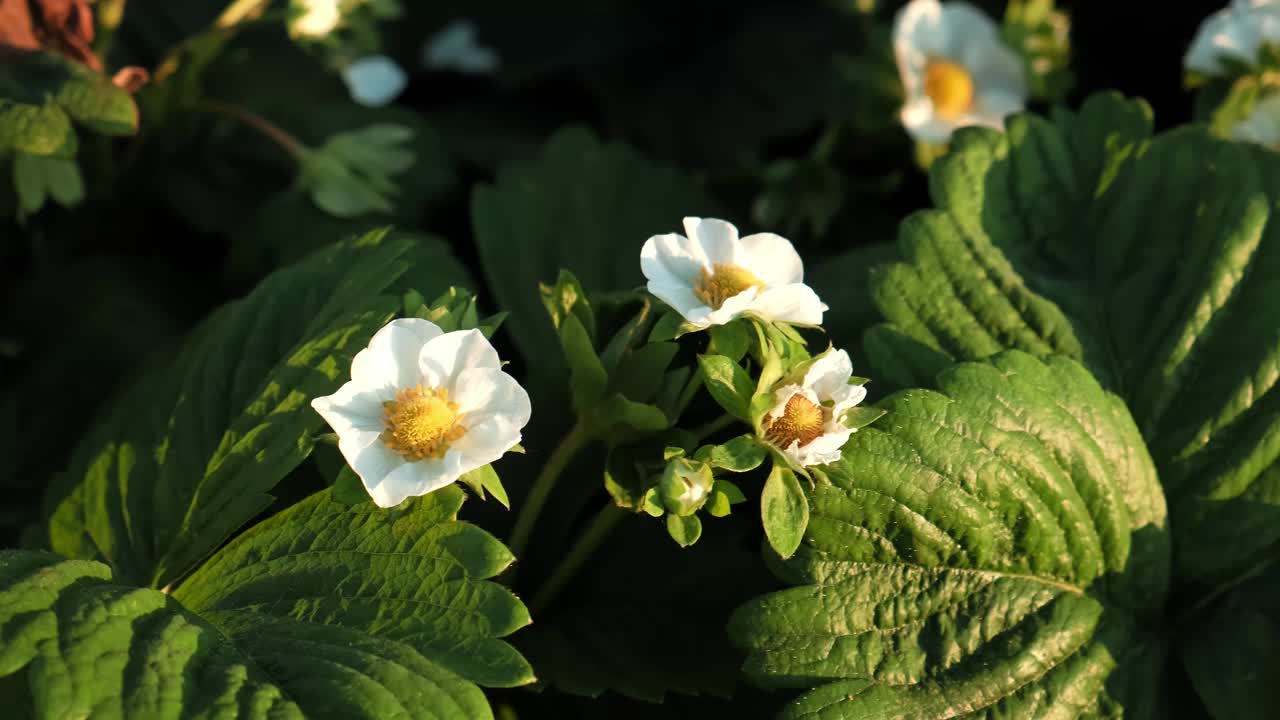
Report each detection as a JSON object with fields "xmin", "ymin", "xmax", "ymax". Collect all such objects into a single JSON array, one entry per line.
[
  {"xmin": 346, "ymin": 442, "xmax": 408, "ymax": 507},
  {"xmin": 972, "ymin": 87, "xmax": 1026, "ymax": 127},
  {"xmin": 649, "ymin": 283, "xmax": 711, "ymax": 323},
  {"xmin": 424, "ymin": 19, "xmax": 501, "ymax": 74},
  {"xmin": 901, "ymin": 98, "xmax": 957, "ymax": 143},
  {"xmin": 366, "ymin": 452, "xmax": 464, "ymax": 507},
  {"xmin": 419, "ymin": 329, "xmax": 501, "ymax": 387},
  {"xmin": 702, "ymin": 286, "xmax": 761, "ymax": 326},
  {"xmin": 351, "ymin": 318, "xmax": 443, "ymax": 391},
  {"xmin": 452, "ymin": 368, "xmax": 532, "ymax": 428},
  {"xmin": 641, "ymin": 232, "xmax": 709, "ymax": 289},
  {"xmin": 453, "ymin": 415, "xmax": 523, "ymax": 471},
  {"xmin": 965, "ymin": 43, "xmax": 1026, "ymax": 99},
  {"xmin": 791, "ymin": 428, "xmax": 854, "ymax": 467},
  {"xmin": 343, "ymin": 56, "xmax": 408, "ymax": 107},
  {"xmin": 937, "ymin": 2, "xmax": 1001, "ymax": 57},
  {"xmin": 803, "ymin": 349, "xmax": 854, "ymax": 400},
  {"xmin": 683, "ymin": 217, "xmax": 740, "ymax": 265},
  {"xmin": 738, "ymin": 232, "xmax": 805, "ymax": 285},
  {"xmin": 894, "ymin": 0, "xmax": 949, "ymax": 60},
  {"xmin": 747, "ymin": 284, "xmax": 827, "ymax": 325},
  {"xmin": 311, "ymin": 381, "xmax": 387, "ymax": 438}
]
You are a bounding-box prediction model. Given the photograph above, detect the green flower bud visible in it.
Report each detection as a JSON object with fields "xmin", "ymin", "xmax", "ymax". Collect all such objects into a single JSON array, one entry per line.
[{"xmin": 659, "ymin": 457, "xmax": 714, "ymax": 516}]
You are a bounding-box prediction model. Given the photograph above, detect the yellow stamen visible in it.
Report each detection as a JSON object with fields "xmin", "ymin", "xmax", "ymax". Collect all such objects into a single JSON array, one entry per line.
[
  {"xmin": 764, "ymin": 393, "xmax": 825, "ymax": 448},
  {"xmin": 694, "ymin": 263, "xmax": 763, "ymax": 309},
  {"xmin": 924, "ymin": 59, "xmax": 975, "ymax": 121},
  {"xmin": 381, "ymin": 384, "xmax": 466, "ymax": 461}
]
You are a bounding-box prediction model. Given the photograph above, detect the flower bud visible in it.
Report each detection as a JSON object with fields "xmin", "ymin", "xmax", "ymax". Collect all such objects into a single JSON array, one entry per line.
[{"xmin": 658, "ymin": 457, "xmax": 715, "ymax": 516}]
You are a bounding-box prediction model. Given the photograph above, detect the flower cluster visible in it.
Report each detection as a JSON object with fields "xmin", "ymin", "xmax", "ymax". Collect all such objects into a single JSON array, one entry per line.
[{"xmin": 314, "ymin": 216, "xmax": 879, "ymax": 557}]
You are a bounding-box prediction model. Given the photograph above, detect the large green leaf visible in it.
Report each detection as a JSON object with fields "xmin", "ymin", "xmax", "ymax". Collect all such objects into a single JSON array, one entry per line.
[
  {"xmin": 470, "ymin": 126, "xmax": 720, "ymax": 373},
  {"xmin": 730, "ymin": 351, "xmax": 1169, "ymax": 718},
  {"xmin": 865, "ymin": 92, "xmax": 1280, "ymax": 587},
  {"xmin": 175, "ymin": 485, "xmax": 533, "ymax": 689},
  {"xmin": 1180, "ymin": 560, "xmax": 1280, "ymax": 720},
  {"xmin": 44, "ymin": 231, "xmax": 465, "ymax": 589},
  {"xmin": 0, "ymin": 50, "xmax": 137, "ymax": 157},
  {"xmin": 1, "ymin": 486, "xmax": 524, "ymax": 718}
]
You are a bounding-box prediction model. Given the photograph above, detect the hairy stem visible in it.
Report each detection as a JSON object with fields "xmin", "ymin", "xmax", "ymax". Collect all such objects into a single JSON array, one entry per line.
[
  {"xmin": 508, "ymin": 423, "xmax": 591, "ymax": 559},
  {"xmin": 196, "ymin": 100, "xmax": 306, "ymax": 159},
  {"xmin": 530, "ymin": 503, "xmax": 627, "ymax": 614}
]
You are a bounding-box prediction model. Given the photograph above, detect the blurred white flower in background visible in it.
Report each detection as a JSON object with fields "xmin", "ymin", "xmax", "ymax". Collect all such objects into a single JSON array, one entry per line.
[
  {"xmin": 1185, "ymin": 0, "xmax": 1280, "ymax": 77},
  {"xmin": 640, "ymin": 217, "xmax": 827, "ymax": 329},
  {"xmin": 343, "ymin": 55, "xmax": 408, "ymax": 106},
  {"xmin": 892, "ymin": 0, "xmax": 1027, "ymax": 143},
  {"xmin": 423, "ymin": 19, "xmax": 501, "ymax": 74},
  {"xmin": 312, "ymin": 319, "xmax": 531, "ymax": 508},
  {"xmin": 1232, "ymin": 93, "xmax": 1280, "ymax": 149},
  {"xmin": 290, "ymin": 0, "xmax": 342, "ymax": 39}
]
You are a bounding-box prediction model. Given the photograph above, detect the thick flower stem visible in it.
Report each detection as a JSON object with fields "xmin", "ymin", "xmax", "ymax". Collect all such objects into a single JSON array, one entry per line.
[
  {"xmin": 508, "ymin": 423, "xmax": 591, "ymax": 559},
  {"xmin": 530, "ymin": 503, "xmax": 627, "ymax": 614}
]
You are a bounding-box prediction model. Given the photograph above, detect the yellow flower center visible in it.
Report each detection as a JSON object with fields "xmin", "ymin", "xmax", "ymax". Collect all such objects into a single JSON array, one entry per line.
[
  {"xmin": 694, "ymin": 263, "xmax": 764, "ymax": 309},
  {"xmin": 381, "ymin": 384, "xmax": 466, "ymax": 461},
  {"xmin": 764, "ymin": 393, "xmax": 826, "ymax": 448},
  {"xmin": 924, "ymin": 59, "xmax": 975, "ymax": 121}
]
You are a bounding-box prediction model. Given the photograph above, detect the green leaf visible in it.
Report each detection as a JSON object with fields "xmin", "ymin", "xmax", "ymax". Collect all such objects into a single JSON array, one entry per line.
[
  {"xmin": 666, "ymin": 513, "xmax": 703, "ymax": 547},
  {"xmin": 709, "ymin": 321, "xmax": 752, "ymax": 363},
  {"xmin": 731, "ymin": 352, "xmax": 1170, "ymax": 718},
  {"xmin": 12, "ymin": 152, "xmax": 84, "ymax": 216},
  {"xmin": 0, "ymin": 50, "xmax": 137, "ymax": 154},
  {"xmin": 1181, "ymin": 560, "xmax": 1280, "ymax": 720},
  {"xmin": 539, "ymin": 269, "xmax": 595, "ymax": 336},
  {"xmin": 706, "ymin": 480, "xmax": 748, "ymax": 518},
  {"xmin": 174, "ymin": 485, "xmax": 533, "ymax": 689},
  {"xmin": 459, "ymin": 464, "xmax": 511, "ymax": 510},
  {"xmin": 841, "ymin": 406, "xmax": 886, "ymax": 431},
  {"xmin": 560, "ymin": 313, "xmax": 608, "ymax": 414},
  {"xmin": 1, "ymin": 488, "xmax": 518, "ymax": 718},
  {"xmin": 471, "ymin": 127, "xmax": 719, "ymax": 372},
  {"xmin": 44, "ymin": 231, "xmax": 455, "ymax": 588},
  {"xmin": 760, "ymin": 464, "xmax": 808, "ymax": 560},
  {"xmin": 698, "ymin": 354, "xmax": 754, "ymax": 421},
  {"xmin": 700, "ymin": 435, "xmax": 767, "ymax": 473},
  {"xmin": 609, "ymin": 341, "xmax": 678, "ymax": 403},
  {"xmin": 866, "ymin": 91, "xmax": 1280, "ymax": 587},
  {"xmin": 596, "ymin": 395, "xmax": 669, "ymax": 434}
]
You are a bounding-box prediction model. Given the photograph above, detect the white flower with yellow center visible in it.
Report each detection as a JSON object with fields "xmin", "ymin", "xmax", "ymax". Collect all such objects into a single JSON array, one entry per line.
[
  {"xmin": 1232, "ymin": 93, "xmax": 1280, "ymax": 149},
  {"xmin": 893, "ymin": 0, "xmax": 1027, "ymax": 144},
  {"xmin": 311, "ymin": 318, "xmax": 531, "ymax": 508},
  {"xmin": 640, "ymin": 217, "xmax": 826, "ymax": 329},
  {"xmin": 761, "ymin": 349, "xmax": 867, "ymax": 468},
  {"xmin": 291, "ymin": 0, "xmax": 342, "ymax": 39},
  {"xmin": 1186, "ymin": 0, "xmax": 1280, "ymax": 77}
]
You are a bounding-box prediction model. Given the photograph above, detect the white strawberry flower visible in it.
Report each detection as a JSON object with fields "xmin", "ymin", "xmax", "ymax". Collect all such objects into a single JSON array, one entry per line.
[
  {"xmin": 893, "ymin": 0, "xmax": 1027, "ymax": 144},
  {"xmin": 1232, "ymin": 93, "xmax": 1280, "ymax": 149},
  {"xmin": 343, "ymin": 55, "xmax": 408, "ymax": 107},
  {"xmin": 640, "ymin": 217, "xmax": 826, "ymax": 329},
  {"xmin": 312, "ymin": 318, "xmax": 531, "ymax": 508},
  {"xmin": 761, "ymin": 349, "xmax": 867, "ymax": 468},
  {"xmin": 290, "ymin": 0, "xmax": 342, "ymax": 39},
  {"xmin": 1185, "ymin": 0, "xmax": 1280, "ymax": 77}
]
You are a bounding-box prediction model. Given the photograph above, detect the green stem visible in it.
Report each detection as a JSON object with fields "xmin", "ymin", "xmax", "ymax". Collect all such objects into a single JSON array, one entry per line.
[
  {"xmin": 673, "ymin": 366, "xmax": 704, "ymax": 418},
  {"xmin": 94, "ymin": 0, "xmax": 127, "ymax": 60},
  {"xmin": 508, "ymin": 423, "xmax": 590, "ymax": 559},
  {"xmin": 215, "ymin": 0, "xmax": 271, "ymax": 28},
  {"xmin": 196, "ymin": 100, "xmax": 306, "ymax": 159},
  {"xmin": 530, "ymin": 503, "xmax": 627, "ymax": 614},
  {"xmin": 692, "ymin": 414, "xmax": 738, "ymax": 443}
]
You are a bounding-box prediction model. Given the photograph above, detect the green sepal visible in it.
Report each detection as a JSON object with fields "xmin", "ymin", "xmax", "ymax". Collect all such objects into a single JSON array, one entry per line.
[
  {"xmin": 760, "ymin": 463, "xmax": 809, "ymax": 559},
  {"xmin": 666, "ymin": 514, "xmax": 703, "ymax": 547}
]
